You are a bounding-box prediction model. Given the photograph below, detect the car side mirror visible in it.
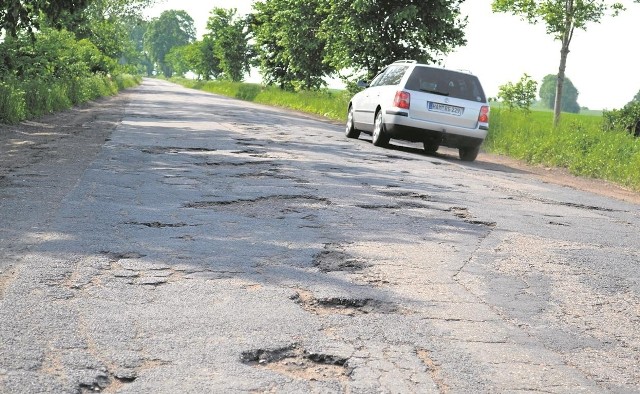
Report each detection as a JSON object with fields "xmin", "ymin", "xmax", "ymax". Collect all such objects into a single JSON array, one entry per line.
[{"xmin": 357, "ymin": 80, "xmax": 369, "ymax": 88}]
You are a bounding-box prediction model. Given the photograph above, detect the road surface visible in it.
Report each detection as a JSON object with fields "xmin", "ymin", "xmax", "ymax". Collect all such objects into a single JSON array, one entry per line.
[{"xmin": 1, "ymin": 79, "xmax": 639, "ymax": 393}]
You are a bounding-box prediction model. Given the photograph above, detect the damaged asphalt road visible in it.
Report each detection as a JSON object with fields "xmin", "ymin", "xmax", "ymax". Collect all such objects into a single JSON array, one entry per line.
[{"xmin": 1, "ymin": 79, "xmax": 639, "ymax": 393}]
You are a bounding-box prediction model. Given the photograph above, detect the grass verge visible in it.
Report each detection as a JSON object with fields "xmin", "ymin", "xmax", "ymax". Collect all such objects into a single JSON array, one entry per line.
[{"xmin": 1, "ymin": 74, "xmax": 141, "ymax": 124}]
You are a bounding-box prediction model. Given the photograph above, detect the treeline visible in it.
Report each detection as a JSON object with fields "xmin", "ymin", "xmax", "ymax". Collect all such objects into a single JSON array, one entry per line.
[{"xmin": 148, "ymin": 0, "xmax": 468, "ymax": 90}]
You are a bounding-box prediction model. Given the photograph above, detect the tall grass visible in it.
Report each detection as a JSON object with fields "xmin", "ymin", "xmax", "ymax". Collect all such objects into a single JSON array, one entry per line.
[
  {"xmin": 0, "ymin": 81, "xmax": 27, "ymax": 123},
  {"xmin": 171, "ymin": 77, "xmax": 640, "ymax": 192},
  {"xmin": 486, "ymin": 108, "xmax": 640, "ymax": 190},
  {"xmin": 0, "ymin": 74, "xmax": 140, "ymax": 124}
]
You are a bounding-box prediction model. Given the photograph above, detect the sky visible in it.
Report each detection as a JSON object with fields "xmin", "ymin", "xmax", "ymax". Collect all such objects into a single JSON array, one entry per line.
[{"xmin": 145, "ymin": 0, "xmax": 639, "ymax": 110}]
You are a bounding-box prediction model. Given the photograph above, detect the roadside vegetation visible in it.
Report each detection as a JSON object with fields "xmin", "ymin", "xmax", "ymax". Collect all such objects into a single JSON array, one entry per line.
[
  {"xmin": 0, "ymin": 0, "xmax": 151, "ymax": 124},
  {"xmin": 486, "ymin": 109, "xmax": 640, "ymax": 190}
]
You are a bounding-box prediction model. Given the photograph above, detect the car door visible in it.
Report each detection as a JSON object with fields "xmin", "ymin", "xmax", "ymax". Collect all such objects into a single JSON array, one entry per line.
[
  {"xmin": 360, "ymin": 65, "xmax": 409, "ymax": 128},
  {"xmin": 352, "ymin": 68, "xmax": 387, "ymax": 130}
]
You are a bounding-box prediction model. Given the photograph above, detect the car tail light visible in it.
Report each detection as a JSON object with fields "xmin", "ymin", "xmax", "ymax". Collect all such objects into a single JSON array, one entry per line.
[
  {"xmin": 478, "ymin": 106, "xmax": 489, "ymax": 123},
  {"xmin": 394, "ymin": 91, "xmax": 410, "ymax": 109}
]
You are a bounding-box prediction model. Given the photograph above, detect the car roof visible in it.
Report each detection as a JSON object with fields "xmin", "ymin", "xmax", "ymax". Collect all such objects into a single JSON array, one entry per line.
[{"xmin": 391, "ymin": 60, "xmax": 474, "ymax": 76}]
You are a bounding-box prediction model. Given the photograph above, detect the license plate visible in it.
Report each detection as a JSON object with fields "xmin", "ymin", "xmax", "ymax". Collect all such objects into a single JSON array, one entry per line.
[{"xmin": 428, "ymin": 102, "xmax": 463, "ymax": 116}]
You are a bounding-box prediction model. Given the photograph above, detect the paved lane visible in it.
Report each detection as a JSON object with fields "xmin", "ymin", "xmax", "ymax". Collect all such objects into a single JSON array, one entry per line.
[{"xmin": 1, "ymin": 79, "xmax": 638, "ymax": 393}]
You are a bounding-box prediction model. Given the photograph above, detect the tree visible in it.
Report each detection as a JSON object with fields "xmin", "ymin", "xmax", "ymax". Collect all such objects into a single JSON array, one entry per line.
[
  {"xmin": 197, "ymin": 38, "xmax": 224, "ymax": 80},
  {"xmin": 130, "ymin": 20, "xmax": 154, "ymax": 76},
  {"xmin": 205, "ymin": 8, "xmax": 252, "ymax": 82},
  {"xmin": 630, "ymin": 89, "xmax": 640, "ymax": 105},
  {"xmin": 539, "ymin": 74, "xmax": 580, "ymax": 113},
  {"xmin": 164, "ymin": 45, "xmax": 191, "ymax": 77},
  {"xmin": 0, "ymin": 0, "xmax": 92, "ymax": 37},
  {"xmin": 497, "ymin": 74, "xmax": 538, "ymax": 112},
  {"xmin": 251, "ymin": 0, "xmax": 333, "ymax": 90},
  {"xmin": 492, "ymin": 0, "xmax": 640, "ymax": 127},
  {"xmin": 144, "ymin": 10, "xmax": 196, "ymax": 77},
  {"xmin": 320, "ymin": 0, "xmax": 467, "ymax": 81},
  {"xmin": 56, "ymin": 0, "xmax": 157, "ymax": 66}
]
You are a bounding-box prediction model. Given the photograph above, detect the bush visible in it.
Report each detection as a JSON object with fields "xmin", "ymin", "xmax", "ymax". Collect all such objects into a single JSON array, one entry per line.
[
  {"xmin": 497, "ymin": 74, "xmax": 538, "ymax": 113},
  {"xmin": 602, "ymin": 101, "xmax": 640, "ymax": 137}
]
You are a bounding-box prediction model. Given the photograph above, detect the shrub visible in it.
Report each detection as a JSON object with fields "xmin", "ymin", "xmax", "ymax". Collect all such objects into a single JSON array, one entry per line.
[
  {"xmin": 497, "ymin": 74, "xmax": 538, "ymax": 113},
  {"xmin": 602, "ymin": 101, "xmax": 640, "ymax": 137}
]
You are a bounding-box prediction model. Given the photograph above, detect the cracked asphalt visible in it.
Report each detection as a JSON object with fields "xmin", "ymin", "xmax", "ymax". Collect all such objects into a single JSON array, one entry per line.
[{"xmin": 1, "ymin": 79, "xmax": 639, "ymax": 393}]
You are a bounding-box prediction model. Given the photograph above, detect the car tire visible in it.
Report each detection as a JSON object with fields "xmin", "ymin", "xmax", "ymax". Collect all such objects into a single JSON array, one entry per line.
[
  {"xmin": 372, "ymin": 111, "xmax": 390, "ymax": 147},
  {"xmin": 345, "ymin": 107, "xmax": 360, "ymax": 139},
  {"xmin": 459, "ymin": 146, "xmax": 480, "ymax": 162},
  {"xmin": 423, "ymin": 140, "xmax": 439, "ymax": 155}
]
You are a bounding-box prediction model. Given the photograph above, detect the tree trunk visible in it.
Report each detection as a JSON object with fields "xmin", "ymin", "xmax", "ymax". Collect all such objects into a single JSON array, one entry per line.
[
  {"xmin": 553, "ymin": 0, "xmax": 575, "ymax": 128},
  {"xmin": 554, "ymin": 44, "xmax": 569, "ymax": 127}
]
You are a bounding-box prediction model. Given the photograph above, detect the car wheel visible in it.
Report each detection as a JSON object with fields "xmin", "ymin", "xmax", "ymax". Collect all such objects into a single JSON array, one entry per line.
[
  {"xmin": 459, "ymin": 146, "xmax": 480, "ymax": 162},
  {"xmin": 372, "ymin": 111, "xmax": 390, "ymax": 147},
  {"xmin": 423, "ymin": 140, "xmax": 439, "ymax": 155},
  {"xmin": 345, "ymin": 106, "xmax": 360, "ymax": 139}
]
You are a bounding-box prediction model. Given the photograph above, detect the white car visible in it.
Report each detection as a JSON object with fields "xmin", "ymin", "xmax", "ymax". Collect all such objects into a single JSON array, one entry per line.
[{"xmin": 345, "ymin": 60, "xmax": 490, "ymax": 161}]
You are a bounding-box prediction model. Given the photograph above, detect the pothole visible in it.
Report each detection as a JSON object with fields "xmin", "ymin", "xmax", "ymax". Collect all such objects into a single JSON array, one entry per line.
[
  {"xmin": 240, "ymin": 344, "xmax": 351, "ymax": 382},
  {"xmin": 379, "ymin": 190, "xmax": 435, "ymax": 201},
  {"xmin": 100, "ymin": 251, "xmax": 146, "ymax": 260},
  {"xmin": 140, "ymin": 147, "xmax": 217, "ymax": 154},
  {"xmin": 313, "ymin": 246, "xmax": 367, "ymax": 273},
  {"xmin": 291, "ymin": 290, "xmax": 399, "ymax": 316},
  {"xmin": 449, "ymin": 206, "xmax": 471, "ymax": 219},
  {"xmin": 184, "ymin": 194, "xmax": 330, "ymax": 209},
  {"xmin": 534, "ymin": 197, "xmax": 621, "ymax": 212},
  {"xmin": 354, "ymin": 203, "xmax": 399, "ymax": 210},
  {"xmin": 447, "ymin": 207, "xmax": 496, "ymax": 227},
  {"xmin": 124, "ymin": 221, "xmax": 190, "ymax": 228},
  {"xmin": 194, "ymin": 160, "xmax": 278, "ymax": 167}
]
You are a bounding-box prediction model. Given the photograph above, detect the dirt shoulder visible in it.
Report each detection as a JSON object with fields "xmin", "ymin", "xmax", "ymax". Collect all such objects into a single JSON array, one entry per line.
[
  {"xmin": 1, "ymin": 91, "xmax": 130, "ymax": 178},
  {"xmin": 1, "ymin": 88, "xmax": 638, "ymax": 206}
]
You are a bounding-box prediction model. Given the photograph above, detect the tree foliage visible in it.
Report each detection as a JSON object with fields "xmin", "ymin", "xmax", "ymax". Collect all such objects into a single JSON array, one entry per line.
[
  {"xmin": 144, "ymin": 10, "xmax": 196, "ymax": 77},
  {"xmin": 205, "ymin": 8, "xmax": 252, "ymax": 82},
  {"xmin": 251, "ymin": 0, "xmax": 333, "ymax": 90},
  {"xmin": 320, "ymin": 0, "xmax": 467, "ymax": 80},
  {"xmin": 539, "ymin": 74, "xmax": 580, "ymax": 113},
  {"xmin": 498, "ymin": 74, "xmax": 538, "ymax": 112},
  {"xmin": 56, "ymin": 0, "xmax": 156, "ymax": 64},
  {"xmin": 0, "ymin": 28, "xmax": 102, "ymax": 80},
  {"xmin": 492, "ymin": 0, "xmax": 639, "ymax": 126},
  {"xmin": 0, "ymin": 0, "xmax": 92, "ymax": 37}
]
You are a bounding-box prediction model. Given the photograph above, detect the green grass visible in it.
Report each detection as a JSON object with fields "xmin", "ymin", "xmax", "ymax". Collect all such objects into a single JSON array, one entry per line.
[
  {"xmin": 486, "ymin": 108, "xmax": 640, "ymax": 190},
  {"xmin": 0, "ymin": 74, "xmax": 141, "ymax": 124},
  {"xmin": 171, "ymin": 77, "xmax": 640, "ymax": 192}
]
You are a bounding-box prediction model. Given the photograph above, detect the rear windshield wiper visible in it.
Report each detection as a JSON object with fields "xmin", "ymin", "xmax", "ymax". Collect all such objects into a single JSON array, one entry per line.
[{"xmin": 420, "ymin": 89, "xmax": 450, "ymax": 96}]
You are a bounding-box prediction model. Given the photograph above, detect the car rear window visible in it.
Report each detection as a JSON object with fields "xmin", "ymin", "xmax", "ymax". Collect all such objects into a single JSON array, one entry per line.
[{"xmin": 405, "ymin": 67, "xmax": 486, "ymax": 102}]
